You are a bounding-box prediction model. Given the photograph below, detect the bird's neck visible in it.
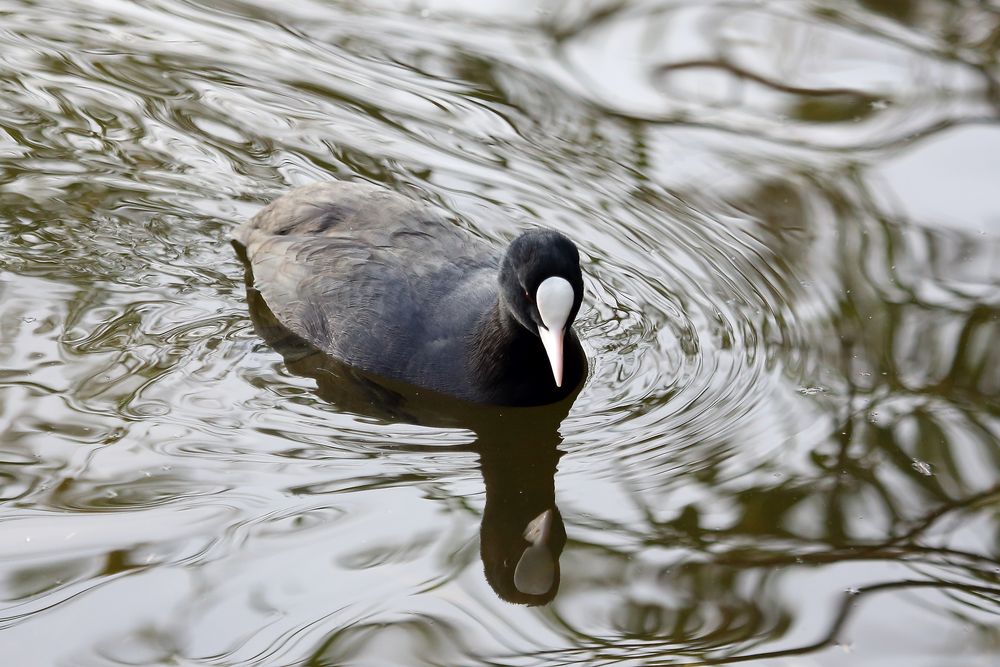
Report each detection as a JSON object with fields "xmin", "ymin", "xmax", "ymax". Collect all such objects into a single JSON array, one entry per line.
[
  {"xmin": 468, "ymin": 299, "xmax": 536, "ymax": 391},
  {"xmin": 469, "ymin": 298, "xmax": 583, "ymax": 406}
]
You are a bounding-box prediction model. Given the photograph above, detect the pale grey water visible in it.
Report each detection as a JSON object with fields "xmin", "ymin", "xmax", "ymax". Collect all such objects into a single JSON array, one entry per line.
[{"xmin": 1, "ymin": 0, "xmax": 999, "ymax": 665}]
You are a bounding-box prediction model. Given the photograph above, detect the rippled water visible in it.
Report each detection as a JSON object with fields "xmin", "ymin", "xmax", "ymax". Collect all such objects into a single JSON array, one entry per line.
[{"xmin": 2, "ymin": 0, "xmax": 999, "ymax": 664}]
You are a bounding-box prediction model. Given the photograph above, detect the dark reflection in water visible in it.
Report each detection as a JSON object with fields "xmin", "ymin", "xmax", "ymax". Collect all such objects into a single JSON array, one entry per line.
[{"xmin": 245, "ymin": 277, "xmax": 572, "ymax": 605}]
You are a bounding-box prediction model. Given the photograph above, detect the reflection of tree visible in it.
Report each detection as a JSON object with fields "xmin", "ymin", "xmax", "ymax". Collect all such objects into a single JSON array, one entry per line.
[
  {"xmin": 525, "ymin": 578, "xmax": 1000, "ymax": 665},
  {"xmin": 546, "ymin": 0, "xmax": 999, "ymax": 155},
  {"xmin": 655, "ymin": 59, "xmax": 879, "ymax": 123},
  {"xmin": 521, "ymin": 169, "xmax": 1000, "ymax": 664},
  {"xmin": 489, "ymin": 0, "xmax": 1000, "ymax": 659}
]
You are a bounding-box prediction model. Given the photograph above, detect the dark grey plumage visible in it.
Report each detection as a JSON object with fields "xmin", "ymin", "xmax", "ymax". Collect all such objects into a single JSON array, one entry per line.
[{"xmin": 234, "ymin": 181, "xmax": 586, "ymax": 405}]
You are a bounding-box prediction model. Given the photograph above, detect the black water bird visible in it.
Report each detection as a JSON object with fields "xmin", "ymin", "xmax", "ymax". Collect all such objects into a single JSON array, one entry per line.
[{"xmin": 233, "ymin": 181, "xmax": 587, "ymax": 405}]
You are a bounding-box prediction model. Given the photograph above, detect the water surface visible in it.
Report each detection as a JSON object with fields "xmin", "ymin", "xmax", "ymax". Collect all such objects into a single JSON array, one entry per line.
[{"xmin": 1, "ymin": 0, "xmax": 999, "ymax": 665}]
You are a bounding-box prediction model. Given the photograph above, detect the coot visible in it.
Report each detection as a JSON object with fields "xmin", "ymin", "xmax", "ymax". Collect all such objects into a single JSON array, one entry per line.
[{"xmin": 234, "ymin": 181, "xmax": 587, "ymax": 406}]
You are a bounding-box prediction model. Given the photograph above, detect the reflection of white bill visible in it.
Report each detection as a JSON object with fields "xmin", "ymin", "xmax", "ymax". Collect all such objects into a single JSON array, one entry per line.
[{"xmin": 514, "ymin": 509, "xmax": 557, "ymax": 595}]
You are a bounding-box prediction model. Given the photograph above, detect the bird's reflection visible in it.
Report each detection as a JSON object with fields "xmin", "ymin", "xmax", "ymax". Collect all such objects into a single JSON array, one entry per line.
[
  {"xmin": 478, "ymin": 430, "xmax": 565, "ymax": 604},
  {"xmin": 243, "ymin": 278, "xmax": 578, "ymax": 605}
]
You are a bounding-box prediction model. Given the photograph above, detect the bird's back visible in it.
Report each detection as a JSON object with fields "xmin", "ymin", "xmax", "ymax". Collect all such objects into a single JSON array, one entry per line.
[{"xmin": 234, "ymin": 181, "xmax": 499, "ymax": 397}]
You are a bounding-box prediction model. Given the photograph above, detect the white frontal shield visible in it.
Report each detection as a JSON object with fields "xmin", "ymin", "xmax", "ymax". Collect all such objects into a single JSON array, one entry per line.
[{"xmin": 535, "ymin": 276, "xmax": 574, "ymax": 387}]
